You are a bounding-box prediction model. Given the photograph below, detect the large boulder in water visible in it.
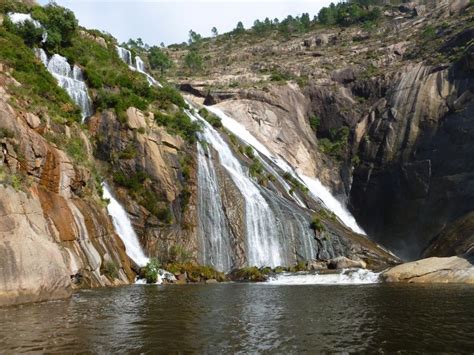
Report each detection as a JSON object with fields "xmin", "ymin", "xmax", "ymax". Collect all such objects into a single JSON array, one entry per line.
[
  {"xmin": 381, "ymin": 256, "xmax": 474, "ymax": 284},
  {"xmin": 328, "ymin": 256, "xmax": 367, "ymax": 269}
]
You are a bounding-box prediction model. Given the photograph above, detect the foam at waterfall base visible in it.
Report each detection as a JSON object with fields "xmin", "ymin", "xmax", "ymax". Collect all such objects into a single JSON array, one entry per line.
[
  {"xmin": 135, "ymin": 270, "xmax": 176, "ymax": 285},
  {"xmin": 266, "ymin": 269, "xmax": 381, "ymax": 285}
]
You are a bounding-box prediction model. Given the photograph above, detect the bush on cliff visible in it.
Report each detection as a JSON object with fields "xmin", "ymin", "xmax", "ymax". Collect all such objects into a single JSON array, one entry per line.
[{"xmin": 143, "ymin": 258, "xmax": 161, "ymax": 283}]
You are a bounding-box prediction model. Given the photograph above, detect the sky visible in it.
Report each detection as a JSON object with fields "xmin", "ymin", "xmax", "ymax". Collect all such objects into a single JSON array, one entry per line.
[{"xmin": 37, "ymin": 0, "xmax": 334, "ymax": 46}]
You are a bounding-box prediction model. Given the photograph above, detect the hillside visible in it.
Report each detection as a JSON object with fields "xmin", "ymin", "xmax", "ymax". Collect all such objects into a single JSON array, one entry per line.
[
  {"xmin": 167, "ymin": 0, "xmax": 474, "ymax": 258},
  {"xmin": 0, "ymin": 0, "xmax": 472, "ymax": 307}
]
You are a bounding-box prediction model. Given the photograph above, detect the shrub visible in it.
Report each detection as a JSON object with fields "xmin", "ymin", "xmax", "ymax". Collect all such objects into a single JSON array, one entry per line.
[
  {"xmin": 184, "ymin": 50, "xmax": 203, "ymax": 73},
  {"xmin": 244, "ymin": 145, "xmax": 255, "ymax": 159},
  {"xmin": 143, "ymin": 258, "xmax": 161, "ymax": 283},
  {"xmin": 168, "ymin": 245, "xmax": 192, "ymax": 264},
  {"xmin": 103, "ymin": 260, "xmax": 119, "ymax": 279},
  {"xmin": 310, "ymin": 216, "xmax": 326, "ymax": 233},
  {"xmin": 66, "ymin": 137, "xmax": 87, "ymax": 163},
  {"xmin": 198, "ymin": 107, "xmax": 222, "ymax": 128},
  {"xmin": 154, "ymin": 111, "xmax": 201, "ymax": 143},
  {"xmin": 0, "ymin": 28, "xmax": 81, "ymax": 123},
  {"xmin": 0, "ymin": 127, "xmax": 15, "ymax": 139},
  {"xmin": 148, "ymin": 46, "xmax": 172, "ymax": 74},
  {"xmin": 309, "ymin": 115, "xmax": 320, "ymax": 131}
]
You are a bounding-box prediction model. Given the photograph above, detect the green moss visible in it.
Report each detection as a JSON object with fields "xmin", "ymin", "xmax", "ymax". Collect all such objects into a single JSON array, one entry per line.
[
  {"xmin": 102, "ymin": 260, "xmax": 119, "ymax": 279},
  {"xmin": 231, "ymin": 266, "xmax": 271, "ymax": 282}
]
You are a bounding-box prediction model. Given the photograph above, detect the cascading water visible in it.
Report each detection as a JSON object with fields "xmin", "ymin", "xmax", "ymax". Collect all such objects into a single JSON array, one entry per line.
[
  {"xmin": 115, "ymin": 46, "xmax": 161, "ymax": 87},
  {"xmin": 102, "ymin": 184, "xmax": 149, "ymax": 267},
  {"xmin": 206, "ymin": 106, "xmax": 365, "ymax": 235},
  {"xmin": 115, "ymin": 45, "xmax": 134, "ymax": 67},
  {"xmin": 189, "ymin": 109, "xmax": 320, "ymax": 270},
  {"xmin": 196, "ymin": 142, "xmax": 234, "ymax": 271},
  {"xmin": 34, "ymin": 49, "xmax": 92, "ymax": 121}
]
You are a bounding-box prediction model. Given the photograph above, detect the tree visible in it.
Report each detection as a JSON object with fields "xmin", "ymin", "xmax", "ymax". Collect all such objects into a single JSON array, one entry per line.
[
  {"xmin": 148, "ymin": 46, "xmax": 172, "ymax": 75},
  {"xmin": 184, "ymin": 50, "xmax": 203, "ymax": 73},
  {"xmin": 188, "ymin": 29, "xmax": 202, "ymax": 45},
  {"xmin": 233, "ymin": 21, "xmax": 245, "ymax": 34},
  {"xmin": 211, "ymin": 27, "xmax": 218, "ymax": 37}
]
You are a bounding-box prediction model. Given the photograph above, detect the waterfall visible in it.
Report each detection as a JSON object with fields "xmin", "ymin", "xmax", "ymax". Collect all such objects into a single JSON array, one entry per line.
[
  {"xmin": 206, "ymin": 106, "xmax": 365, "ymax": 235},
  {"xmin": 102, "ymin": 184, "xmax": 149, "ymax": 267},
  {"xmin": 34, "ymin": 49, "xmax": 92, "ymax": 121},
  {"xmin": 196, "ymin": 143, "xmax": 233, "ymax": 271},
  {"xmin": 115, "ymin": 45, "xmax": 133, "ymax": 67},
  {"xmin": 189, "ymin": 109, "xmax": 321, "ymax": 269},
  {"xmin": 8, "ymin": 12, "xmax": 47, "ymax": 43},
  {"xmin": 115, "ymin": 46, "xmax": 162, "ymax": 87}
]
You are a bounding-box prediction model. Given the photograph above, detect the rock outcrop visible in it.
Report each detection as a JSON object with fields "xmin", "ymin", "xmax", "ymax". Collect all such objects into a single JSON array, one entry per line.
[
  {"xmin": 0, "ymin": 66, "xmax": 134, "ymax": 306},
  {"xmin": 382, "ymin": 256, "xmax": 474, "ymax": 283}
]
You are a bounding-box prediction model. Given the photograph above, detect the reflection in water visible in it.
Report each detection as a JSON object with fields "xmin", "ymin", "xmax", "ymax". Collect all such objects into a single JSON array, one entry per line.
[{"xmin": 0, "ymin": 284, "xmax": 473, "ymax": 353}]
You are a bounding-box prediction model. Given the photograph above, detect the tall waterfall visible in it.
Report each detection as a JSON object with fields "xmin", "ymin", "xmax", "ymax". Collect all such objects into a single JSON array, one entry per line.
[
  {"xmin": 206, "ymin": 106, "xmax": 365, "ymax": 235},
  {"xmin": 102, "ymin": 184, "xmax": 149, "ymax": 267},
  {"xmin": 34, "ymin": 49, "xmax": 92, "ymax": 121},
  {"xmin": 196, "ymin": 143, "xmax": 233, "ymax": 271},
  {"xmin": 190, "ymin": 109, "xmax": 319, "ymax": 270}
]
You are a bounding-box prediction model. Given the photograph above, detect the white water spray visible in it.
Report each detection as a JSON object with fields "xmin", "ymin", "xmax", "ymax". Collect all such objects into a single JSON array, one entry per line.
[{"xmin": 267, "ymin": 269, "xmax": 380, "ymax": 285}]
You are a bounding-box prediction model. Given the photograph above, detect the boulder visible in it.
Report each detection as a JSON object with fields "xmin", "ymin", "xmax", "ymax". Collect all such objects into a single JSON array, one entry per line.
[
  {"xmin": 126, "ymin": 107, "xmax": 147, "ymax": 130},
  {"xmin": 382, "ymin": 256, "xmax": 474, "ymax": 284},
  {"xmin": 306, "ymin": 260, "xmax": 328, "ymax": 270},
  {"xmin": 450, "ymin": 0, "xmax": 469, "ymax": 14},
  {"xmin": 25, "ymin": 113, "xmax": 41, "ymax": 129},
  {"xmin": 328, "ymin": 256, "xmax": 367, "ymax": 269}
]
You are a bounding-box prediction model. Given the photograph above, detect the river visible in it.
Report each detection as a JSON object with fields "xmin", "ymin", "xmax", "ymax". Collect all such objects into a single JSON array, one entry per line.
[{"xmin": 0, "ymin": 283, "xmax": 473, "ymax": 353}]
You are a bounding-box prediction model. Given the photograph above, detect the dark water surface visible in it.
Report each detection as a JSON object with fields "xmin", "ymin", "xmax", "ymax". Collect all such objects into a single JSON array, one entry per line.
[{"xmin": 0, "ymin": 283, "xmax": 473, "ymax": 353}]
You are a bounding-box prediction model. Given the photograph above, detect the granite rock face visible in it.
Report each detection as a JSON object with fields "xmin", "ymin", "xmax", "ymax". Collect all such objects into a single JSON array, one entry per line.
[{"xmin": 382, "ymin": 256, "xmax": 474, "ymax": 283}]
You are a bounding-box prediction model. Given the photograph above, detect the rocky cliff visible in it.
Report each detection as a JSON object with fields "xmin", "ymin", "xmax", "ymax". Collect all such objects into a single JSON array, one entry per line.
[
  {"xmin": 173, "ymin": 0, "xmax": 473, "ymax": 260},
  {"xmin": 0, "ymin": 64, "xmax": 135, "ymax": 306}
]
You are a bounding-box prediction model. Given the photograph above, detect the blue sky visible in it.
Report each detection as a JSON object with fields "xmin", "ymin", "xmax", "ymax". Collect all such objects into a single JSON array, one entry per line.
[{"xmin": 37, "ymin": 0, "xmax": 333, "ymax": 46}]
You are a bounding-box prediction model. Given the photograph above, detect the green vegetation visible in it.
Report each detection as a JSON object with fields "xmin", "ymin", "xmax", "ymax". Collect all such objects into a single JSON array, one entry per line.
[
  {"xmin": 309, "ymin": 115, "xmax": 320, "ymax": 131},
  {"xmin": 282, "ymin": 172, "xmax": 309, "ymax": 195},
  {"xmin": 154, "ymin": 111, "xmax": 201, "ymax": 143},
  {"xmin": 163, "ymin": 262, "xmax": 226, "ymax": 282},
  {"xmin": 168, "ymin": 245, "xmax": 192, "ymax": 264},
  {"xmin": 113, "ymin": 170, "xmax": 173, "ymax": 223},
  {"xmin": 148, "ymin": 45, "xmax": 172, "ymax": 75},
  {"xmin": 318, "ymin": 126, "xmax": 350, "ymax": 160},
  {"xmin": 102, "ymin": 260, "xmax": 119, "ymax": 279},
  {"xmin": 143, "ymin": 258, "xmax": 161, "ymax": 283},
  {"xmin": 118, "ymin": 144, "xmax": 138, "ymax": 160},
  {"xmin": 231, "ymin": 266, "xmax": 272, "ymax": 282},
  {"xmin": 198, "ymin": 107, "xmax": 222, "ymax": 128},
  {"xmin": 0, "ymin": 28, "xmax": 81, "ymax": 123},
  {"xmin": 30, "ymin": 3, "xmax": 78, "ymax": 52},
  {"xmin": 310, "ymin": 216, "xmax": 326, "ymax": 233},
  {"xmin": 318, "ymin": 1, "xmax": 381, "ymax": 27},
  {"xmin": 0, "ymin": 127, "xmax": 15, "ymax": 139},
  {"xmin": 184, "ymin": 50, "xmax": 203, "ymax": 73}
]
